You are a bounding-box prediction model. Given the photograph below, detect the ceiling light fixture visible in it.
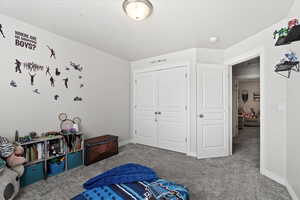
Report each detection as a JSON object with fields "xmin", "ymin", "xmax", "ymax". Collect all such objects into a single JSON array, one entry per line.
[
  {"xmin": 209, "ymin": 37, "xmax": 219, "ymax": 43},
  {"xmin": 123, "ymin": 0, "xmax": 153, "ymax": 21}
]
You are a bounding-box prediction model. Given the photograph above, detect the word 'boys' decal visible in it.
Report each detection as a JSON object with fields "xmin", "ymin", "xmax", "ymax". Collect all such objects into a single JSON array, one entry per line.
[{"xmin": 15, "ymin": 31, "xmax": 37, "ymax": 51}]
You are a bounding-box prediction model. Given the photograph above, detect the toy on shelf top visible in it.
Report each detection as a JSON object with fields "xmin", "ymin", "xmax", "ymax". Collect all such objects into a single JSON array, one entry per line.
[
  {"xmin": 280, "ymin": 51, "xmax": 299, "ymax": 64},
  {"xmin": 288, "ymin": 19, "xmax": 299, "ymax": 29},
  {"xmin": 273, "ymin": 18, "xmax": 300, "ymax": 46},
  {"xmin": 274, "ymin": 51, "xmax": 300, "ymax": 78}
]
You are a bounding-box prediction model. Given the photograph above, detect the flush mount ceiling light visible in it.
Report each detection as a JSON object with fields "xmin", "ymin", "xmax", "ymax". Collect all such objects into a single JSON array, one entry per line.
[{"xmin": 123, "ymin": 0, "xmax": 153, "ymax": 21}]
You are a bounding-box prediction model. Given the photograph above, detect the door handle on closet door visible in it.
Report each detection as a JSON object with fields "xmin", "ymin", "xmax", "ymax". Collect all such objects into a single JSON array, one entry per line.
[{"xmin": 199, "ymin": 114, "xmax": 204, "ymax": 118}]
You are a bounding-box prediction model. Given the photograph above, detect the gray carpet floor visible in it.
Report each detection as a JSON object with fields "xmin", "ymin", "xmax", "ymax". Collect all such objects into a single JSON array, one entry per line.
[{"xmin": 17, "ymin": 127, "xmax": 291, "ymax": 200}]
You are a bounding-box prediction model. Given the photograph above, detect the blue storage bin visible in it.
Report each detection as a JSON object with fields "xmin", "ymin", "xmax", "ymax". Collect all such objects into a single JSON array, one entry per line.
[
  {"xmin": 48, "ymin": 160, "xmax": 65, "ymax": 176},
  {"xmin": 21, "ymin": 162, "xmax": 44, "ymax": 187},
  {"xmin": 67, "ymin": 151, "xmax": 83, "ymax": 170}
]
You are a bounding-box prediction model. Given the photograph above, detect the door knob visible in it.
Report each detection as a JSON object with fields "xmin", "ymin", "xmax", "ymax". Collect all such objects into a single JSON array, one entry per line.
[
  {"xmin": 199, "ymin": 114, "xmax": 204, "ymax": 118},
  {"xmin": 157, "ymin": 111, "xmax": 162, "ymax": 115}
]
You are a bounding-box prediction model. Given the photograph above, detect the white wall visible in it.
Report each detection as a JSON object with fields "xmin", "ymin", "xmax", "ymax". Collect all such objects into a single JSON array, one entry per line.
[
  {"xmin": 224, "ymin": 19, "xmax": 288, "ymax": 183},
  {"xmin": 130, "ymin": 48, "xmax": 224, "ymax": 156},
  {"xmin": 0, "ymin": 14, "xmax": 131, "ymax": 142},
  {"xmin": 225, "ymin": 1, "xmax": 300, "ymax": 198},
  {"xmin": 286, "ymin": 1, "xmax": 300, "ymax": 199}
]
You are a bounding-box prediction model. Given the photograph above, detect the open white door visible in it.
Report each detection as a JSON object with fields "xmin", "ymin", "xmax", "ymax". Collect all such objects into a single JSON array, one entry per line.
[{"xmin": 197, "ymin": 64, "xmax": 229, "ymax": 159}]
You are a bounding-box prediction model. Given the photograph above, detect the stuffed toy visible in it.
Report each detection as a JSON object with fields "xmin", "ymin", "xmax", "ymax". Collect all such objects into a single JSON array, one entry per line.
[{"xmin": 0, "ymin": 136, "xmax": 25, "ymax": 167}]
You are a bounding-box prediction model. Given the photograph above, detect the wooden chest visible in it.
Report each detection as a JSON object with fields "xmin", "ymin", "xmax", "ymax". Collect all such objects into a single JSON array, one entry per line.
[{"xmin": 84, "ymin": 135, "xmax": 118, "ymax": 166}]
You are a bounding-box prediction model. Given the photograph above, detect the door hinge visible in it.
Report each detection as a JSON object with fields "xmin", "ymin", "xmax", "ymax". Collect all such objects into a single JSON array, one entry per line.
[
  {"xmin": 185, "ymin": 105, "xmax": 188, "ymax": 110},
  {"xmin": 135, "ymin": 130, "xmax": 137, "ymax": 135},
  {"xmin": 134, "ymin": 105, "xmax": 137, "ymax": 109},
  {"xmin": 185, "ymin": 138, "xmax": 187, "ymax": 143},
  {"xmin": 185, "ymin": 73, "xmax": 188, "ymax": 78},
  {"xmin": 135, "ymin": 80, "xmax": 137, "ymax": 84}
]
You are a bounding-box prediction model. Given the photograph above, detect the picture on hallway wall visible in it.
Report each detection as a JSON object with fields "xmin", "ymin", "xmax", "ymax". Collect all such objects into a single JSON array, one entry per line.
[
  {"xmin": 241, "ymin": 90, "xmax": 249, "ymax": 103},
  {"xmin": 15, "ymin": 31, "xmax": 37, "ymax": 51}
]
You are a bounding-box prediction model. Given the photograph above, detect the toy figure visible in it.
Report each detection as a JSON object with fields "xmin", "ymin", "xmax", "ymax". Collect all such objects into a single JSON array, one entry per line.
[
  {"xmin": 273, "ymin": 27, "xmax": 289, "ymax": 40},
  {"xmin": 285, "ymin": 51, "xmax": 298, "ymax": 62},
  {"xmin": 55, "ymin": 68, "xmax": 61, "ymax": 76},
  {"xmin": 0, "ymin": 136, "xmax": 25, "ymax": 167},
  {"xmin": 288, "ymin": 19, "xmax": 299, "ymax": 29}
]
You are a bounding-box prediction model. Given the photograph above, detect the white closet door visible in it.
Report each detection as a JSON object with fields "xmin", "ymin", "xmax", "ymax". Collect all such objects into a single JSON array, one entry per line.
[
  {"xmin": 156, "ymin": 67, "xmax": 188, "ymax": 153},
  {"xmin": 134, "ymin": 72, "xmax": 157, "ymax": 147},
  {"xmin": 197, "ymin": 64, "xmax": 229, "ymax": 159}
]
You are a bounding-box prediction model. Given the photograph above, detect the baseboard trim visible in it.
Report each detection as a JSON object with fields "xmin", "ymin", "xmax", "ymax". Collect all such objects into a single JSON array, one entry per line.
[
  {"xmin": 187, "ymin": 152, "xmax": 197, "ymax": 157},
  {"xmin": 260, "ymin": 168, "xmax": 286, "ymax": 186},
  {"xmin": 286, "ymin": 182, "xmax": 299, "ymax": 200},
  {"xmin": 261, "ymin": 168, "xmax": 299, "ymax": 200},
  {"xmin": 119, "ymin": 139, "xmax": 132, "ymax": 147}
]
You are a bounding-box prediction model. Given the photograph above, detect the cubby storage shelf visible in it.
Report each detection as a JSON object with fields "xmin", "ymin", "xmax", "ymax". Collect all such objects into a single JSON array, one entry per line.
[{"xmin": 20, "ymin": 133, "xmax": 84, "ymax": 187}]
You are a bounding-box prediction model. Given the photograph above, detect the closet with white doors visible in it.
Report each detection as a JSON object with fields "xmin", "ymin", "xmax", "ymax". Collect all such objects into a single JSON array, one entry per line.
[{"xmin": 133, "ymin": 65, "xmax": 189, "ymax": 153}]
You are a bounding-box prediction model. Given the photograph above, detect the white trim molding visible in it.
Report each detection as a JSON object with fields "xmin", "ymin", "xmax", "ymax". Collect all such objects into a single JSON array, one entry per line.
[
  {"xmin": 261, "ymin": 168, "xmax": 299, "ymax": 200},
  {"xmin": 261, "ymin": 168, "xmax": 287, "ymax": 186},
  {"xmin": 286, "ymin": 183, "xmax": 299, "ymax": 200},
  {"xmin": 225, "ymin": 46, "xmax": 266, "ymax": 173},
  {"xmin": 119, "ymin": 139, "xmax": 133, "ymax": 147}
]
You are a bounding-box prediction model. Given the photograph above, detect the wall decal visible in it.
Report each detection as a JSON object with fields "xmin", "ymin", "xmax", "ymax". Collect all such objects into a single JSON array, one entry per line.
[
  {"xmin": 0, "ymin": 24, "xmax": 5, "ymax": 38},
  {"xmin": 70, "ymin": 62, "xmax": 83, "ymax": 72},
  {"xmin": 47, "ymin": 45, "xmax": 56, "ymax": 59},
  {"xmin": 65, "ymin": 67, "xmax": 70, "ymax": 71},
  {"xmin": 50, "ymin": 76, "xmax": 55, "ymax": 87},
  {"xmin": 28, "ymin": 72, "xmax": 36, "ymax": 86},
  {"xmin": 46, "ymin": 67, "xmax": 51, "ymax": 76},
  {"xmin": 63, "ymin": 78, "xmax": 69, "ymax": 88},
  {"xmin": 23, "ymin": 62, "xmax": 44, "ymax": 72},
  {"xmin": 80, "ymin": 84, "xmax": 84, "ymax": 88},
  {"xmin": 55, "ymin": 68, "xmax": 61, "ymax": 76},
  {"xmin": 15, "ymin": 31, "xmax": 37, "ymax": 50},
  {"xmin": 33, "ymin": 89, "xmax": 40, "ymax": 94},
  {"xmin": 10, "ymin": 80, "xmax": 17, "ymax": 87},
  {"xmin": 74, "ymin": 96, "xmax": 82, "ymax": 101},
  {"xmin": 15, "ymin": 59, "xmax": 22, "ymax": 73},
  {"xmin": 54, "ymin": 95, "xmax": 59, "ymax": 100}
]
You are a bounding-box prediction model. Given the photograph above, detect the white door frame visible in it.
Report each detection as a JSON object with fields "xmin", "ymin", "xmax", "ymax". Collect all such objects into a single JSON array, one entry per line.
[
  {"xmin": 225, "ymin": 47, "xmax": 265, "ymax": 173},
  {"xmin": 132, "ymin": 62, "xmax": 191, "ymax": 154}
]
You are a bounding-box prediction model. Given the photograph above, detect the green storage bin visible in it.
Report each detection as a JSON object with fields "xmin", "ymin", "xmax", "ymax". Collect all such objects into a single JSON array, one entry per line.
[
  {"xmin": 67, "ymin": 151, "xmax": 83, "ymax": 170},
  {"xmin": 21, "ymin": 162, "xmax": 45, "ymax": 187}
]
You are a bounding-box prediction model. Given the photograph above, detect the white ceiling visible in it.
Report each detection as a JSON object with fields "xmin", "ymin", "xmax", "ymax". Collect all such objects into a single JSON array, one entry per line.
[{"xmin": 0, "ymin": 0, "xmax": 294, "ymax": 61}]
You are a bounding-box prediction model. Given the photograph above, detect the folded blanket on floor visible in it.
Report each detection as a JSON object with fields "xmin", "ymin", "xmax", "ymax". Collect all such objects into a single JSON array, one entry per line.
[
  {"xmin": 73, "ymin": 179, "xmax": 189, "ymax": 200},
  {"xmin": 83, "ymin": 163, "xmax": 158, "ymax": 190}
]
